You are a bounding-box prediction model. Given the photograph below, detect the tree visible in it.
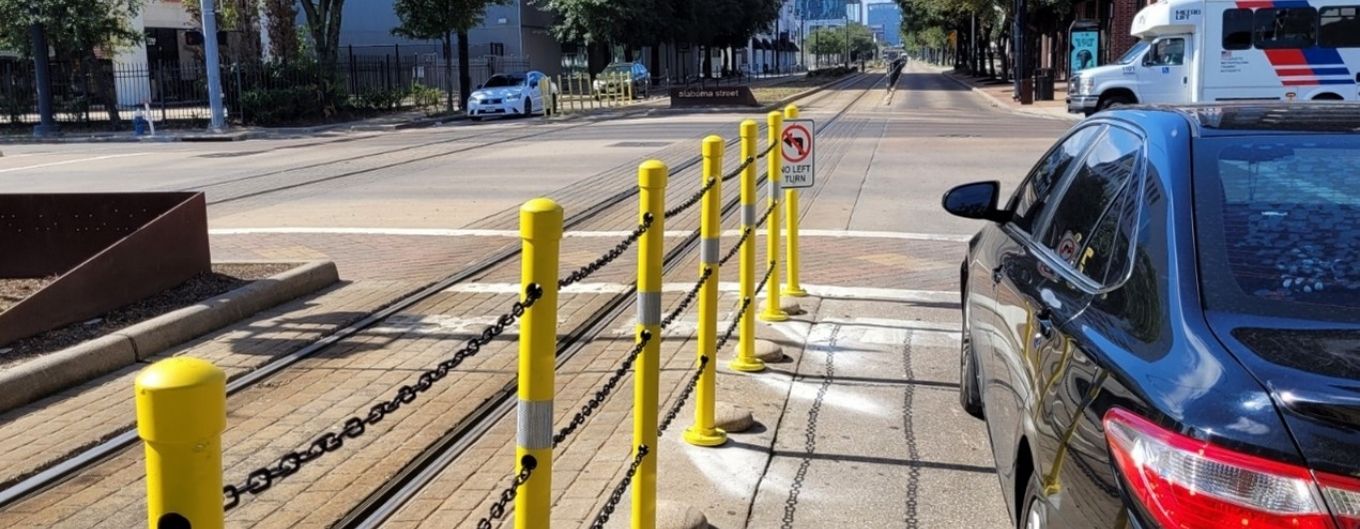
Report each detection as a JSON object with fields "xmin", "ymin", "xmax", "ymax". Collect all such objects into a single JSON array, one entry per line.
[
  {"xmin": 262, "ymin": 0, "xmax": 300, "ymax": 63},
  {"xmin": 183, "ymin": 0, "xmax": 262, "ymax": 63},
  {"xmin": 393, "ymin": 0, "xmax": 504, "ymax": 112},
  {"xmin": 803, "ymin": 23, "xmax": 877, "ymax": 62},
  {"xmin": 298, "ymin": 0, "xmax": 344, "ymax": 67},
  {"xmin": 0, "ymin": 0, "xmax": 144, "ymax": 127}
]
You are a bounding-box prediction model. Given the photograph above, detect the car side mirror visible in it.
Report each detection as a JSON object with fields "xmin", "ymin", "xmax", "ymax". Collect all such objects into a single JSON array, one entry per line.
[
  {"xmin": 942, "ymin": 181, "xmax": 1009, "ymax": 223},
  {"xmin": 476, "ymin": 83, "xmax": 483, "ymax": 89}
]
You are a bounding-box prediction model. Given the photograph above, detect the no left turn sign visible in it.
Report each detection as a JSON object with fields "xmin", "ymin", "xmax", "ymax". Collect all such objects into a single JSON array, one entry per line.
[{"xmin": 780, "ymin": 119, "xmax": 815, "ymax": 189}]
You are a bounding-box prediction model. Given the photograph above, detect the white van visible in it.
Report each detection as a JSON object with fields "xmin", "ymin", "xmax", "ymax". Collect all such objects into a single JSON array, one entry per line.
[{"xmin": 1067, "ymin": 0, "xmax": 1360, "ymax": 115}]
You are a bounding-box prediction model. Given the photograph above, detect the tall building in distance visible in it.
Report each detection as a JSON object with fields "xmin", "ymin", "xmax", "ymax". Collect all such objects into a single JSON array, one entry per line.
[{"xmin": 866, "ymin": 2, "xmax": 903, "ymax": 47}]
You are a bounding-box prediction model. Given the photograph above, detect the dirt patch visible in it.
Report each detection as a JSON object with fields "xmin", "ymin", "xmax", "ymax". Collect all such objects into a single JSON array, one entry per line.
[
  {"xmin": 0, "ymin": 278, "xmax": 55, "ymax": 313},
  {"xmin": 0, "ymin": 262, "xmax": 294, "ymax": 369},
  {"xmin": 751, "ymin": 74, "xmax": 852, "ymax": 104}
]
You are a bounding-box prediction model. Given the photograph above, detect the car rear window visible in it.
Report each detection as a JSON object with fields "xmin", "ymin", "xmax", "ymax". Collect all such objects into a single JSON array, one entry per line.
[{"xmin": 1193, "ymin": 136, "xmax": 1360, "ymax": 322}]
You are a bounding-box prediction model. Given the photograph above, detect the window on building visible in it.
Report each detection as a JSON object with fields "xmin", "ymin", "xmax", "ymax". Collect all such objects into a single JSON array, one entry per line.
[
  {"xmin": 1223, "ymin": 9, "xmax": 1255, "ymax": 50},
  {"xmin": 489, "ymin": 42, "xmax": 505, "ymax": 56},
  {"xmin": 1320, "ymin": 6, "xmax": 1360, "ymax": 48},
  {"xmin": 1254, "ymin": 7, "xmax": 1318, "ymax": 49}
]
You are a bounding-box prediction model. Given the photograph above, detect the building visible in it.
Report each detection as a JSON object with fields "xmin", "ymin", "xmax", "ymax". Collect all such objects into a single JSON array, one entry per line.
[
  {"xmin": 337, "ymin": 0, "xmax": 562, "ymax": 75},
  {"xmin": 746, "ymin": 0, "xmax": 806, "ymax": 75},
  {"xmin": 866, "ymin": 2, "xmax": 902, "ymax": 47}
]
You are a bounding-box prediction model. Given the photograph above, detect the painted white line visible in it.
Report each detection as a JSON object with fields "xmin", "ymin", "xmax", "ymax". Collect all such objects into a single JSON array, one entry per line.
[
  {"xmin": 0, "ymin": 153, "xmax": 152, "ymax": 174},
  {"xmin": 209, "ymin": 226, "xmax": 973, "ymax": 242}
]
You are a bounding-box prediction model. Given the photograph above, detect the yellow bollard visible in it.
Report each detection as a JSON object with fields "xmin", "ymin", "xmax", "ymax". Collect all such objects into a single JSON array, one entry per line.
[
  {"xmin": 730, "ymin": 120, "xmax": 766, "ymax": 373},
  {"xmin": 539, "ymin": 77, "xmax": 552, "ymax": 118},
  {"xmin": 136, "ymin": 357, "xmax": 226, "ymax": 529},
  {"xmin": 633, "ymin": 160, "xmax": 667, "ymax": 529},
  {"xmin": 684, "ymin": 136, "xmax": 727, "ymax": 447},
  {"xmin": 516, "ymin": 198, "xmax": 562, "ymax": 529},
  {"xmin": 760, "ymin": 110, "xmax": 789, "ymax": 322},
  {"xmin": 783, "ymin": 104, "xmax": 808, "ymax": 297}
]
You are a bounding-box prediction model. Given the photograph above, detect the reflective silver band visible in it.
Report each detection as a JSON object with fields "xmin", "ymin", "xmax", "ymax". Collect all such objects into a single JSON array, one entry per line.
[
  {"xmin": 741, "ymin": 204, "xmax": 756, "ymax": 227},
  {"xmin": 637, "ymin": 291, "xmax": 662, "ymax": 325},
  {"xmin": 517, "ymin": 400, "xmax": 553, "ymax": 450},
  {"xmin": 700, "ymin": 238, "xmax": 719, "ymax": 264},
  {"xmin": 769, "ymin": 178, "xmax": 782, "ymax": 197}
]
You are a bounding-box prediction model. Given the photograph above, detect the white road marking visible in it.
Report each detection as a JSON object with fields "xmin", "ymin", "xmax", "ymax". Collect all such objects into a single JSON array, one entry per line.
[
  {"xmin": 208, "ymin": 226, "xmax": 973, "ymax": 242},
  {"xmin": 0, "ymin": 153, "xmax": 152, "ymax": 174}
]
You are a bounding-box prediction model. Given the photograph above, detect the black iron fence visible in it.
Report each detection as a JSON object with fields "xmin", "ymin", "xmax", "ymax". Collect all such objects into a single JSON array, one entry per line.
[{"xmin": 0, "ymin": 55, "xmax": 530, "ymax": 130}]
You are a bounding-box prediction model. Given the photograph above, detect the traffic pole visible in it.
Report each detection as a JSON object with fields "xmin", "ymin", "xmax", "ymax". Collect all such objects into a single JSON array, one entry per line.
[
  {"xmin": 782, "ymin": 104, "xmax": 808, "ymax": 297},
  {"xmin": 730, "ymin": 120, "xmax": 766, "ymax": 373},
  {"xmin": 760, "ymin": 111, "xmax": 790, "ymax": 322},
  {"xmin": 685, "ymin": 136, "xmax": 727, "ymax": 447},
  {"xmin": 633, "ymin": 160, "xmax": 667, "ymax": 529},
  {"xmin": 516, "ymin": 198, "xmax": 562, "ymax": 529},
  {"xmin": 136, "ymin": 357, "xmax": 226, "ymax": 529},
  {"xmin": 199, "ymin": 0, "xmax": 227, "ymax": 130}
]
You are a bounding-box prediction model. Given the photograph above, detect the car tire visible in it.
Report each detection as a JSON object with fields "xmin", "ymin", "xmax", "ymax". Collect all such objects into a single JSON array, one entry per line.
[
  {"xmin": 1019, "ymin": 472, "xmax": 1048, "ymax": 529},
  {"xmin": 960, "ymin": 293, "xmax": 985, "ymax": 420},
  {"xmin": 1097, "ymin": 93, "xmax": 1134, "ymax": 111},
  {"xmin": 470, "ymin": 116, "xmax": 482, "ymax": 122},
  {"xmin": 523, "ymin": 98, "xmax": 532, "ymax": 117}
]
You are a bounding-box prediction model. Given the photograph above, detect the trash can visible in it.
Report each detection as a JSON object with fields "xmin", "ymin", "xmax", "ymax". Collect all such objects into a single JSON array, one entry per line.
[
  {"xmin": 1018, "ymin": 78, "xmax": 1035, "ymax": 105},
  {"xmin": 1034, "ymin": 69, "xmax": 1055, "ymax": 101}
]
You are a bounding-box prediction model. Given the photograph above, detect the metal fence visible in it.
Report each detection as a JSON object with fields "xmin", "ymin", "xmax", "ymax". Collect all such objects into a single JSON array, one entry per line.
[{"xmin": 0, "ymin": 55, "xmax": 530, "ymax": 130}]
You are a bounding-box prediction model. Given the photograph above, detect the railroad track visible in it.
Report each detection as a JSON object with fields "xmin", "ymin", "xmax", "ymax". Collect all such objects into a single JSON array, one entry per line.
[{"xmin": 0, "ymin": 73, "xmax": 882, "ymax": 521}]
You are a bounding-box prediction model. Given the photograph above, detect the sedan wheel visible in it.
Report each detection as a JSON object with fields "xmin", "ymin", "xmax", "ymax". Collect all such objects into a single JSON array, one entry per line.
[
  {"xmin": 1020, "ymin": 474, "xmax": 1048, "ymax": 529},
  {"xmin": 959, "ymin": 293, "xmax": 984, "ymax": 419}
]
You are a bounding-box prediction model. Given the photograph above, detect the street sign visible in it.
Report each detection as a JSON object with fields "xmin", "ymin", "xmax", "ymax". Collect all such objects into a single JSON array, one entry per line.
[{"xmin": 780, "ymin": 119, "xmax": 815, "ymax": 188}]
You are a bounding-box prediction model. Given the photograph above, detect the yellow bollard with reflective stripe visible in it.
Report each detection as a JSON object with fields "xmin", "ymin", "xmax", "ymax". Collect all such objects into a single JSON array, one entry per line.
[
  {"xmin": 633, "ymin": 160, "xmax": 666, "ymax": 529},
  {"xmin": 729, "ymin": 120, "xmax": 766, "ymax": 373},
  {"xmin": 684, "ymin": 136, "xmax": 728, "ymax": 447},
  {"xmin": 516, "ymin": 198, "xmax": 561, "ymax": 529},
  {"xmin": 136, "ymin": 356, "xmax": 225, "ymax": 529},
  {"xmin": 760, "ymin": 111, "xmax": 790, "ymax": 322},
  {"xmin": 782, "ymin": 104, "xmax": 808, "ymax": 297},
  {"xmin": 539, "ymin": 77, "xmax": 552, "ymax": 118}
]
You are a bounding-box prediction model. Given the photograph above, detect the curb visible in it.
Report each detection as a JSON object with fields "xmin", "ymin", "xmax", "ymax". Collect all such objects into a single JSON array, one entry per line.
[
  {"xmin": 940, "ymin": 70, "xmax": 1082, "ymax": 122},
  {"xmin": 0, "ymin": 260, "xmax": 339, "ymax": 414},
  {"xmin": 639, "ymin": 73, "xmax": 868, "ymax": 116}
]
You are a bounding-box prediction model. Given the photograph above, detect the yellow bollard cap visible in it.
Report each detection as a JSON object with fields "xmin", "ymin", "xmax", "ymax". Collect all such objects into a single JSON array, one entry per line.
[
  {"xmin": 519, "ymin": 197, "xmax": 564, "ymax": 240},
  {"xmin": 638, "ymin": 159, "xmax": 668, "ymax": 189},
  {"xmin": 740, "ymin": 119, "xmax": 757, "ymax": 135},
  {"xmin": 784, "ymin": 104, "xmax": 800, "ymax": 119},
  {"xmin": 135, "ymin": 357, "xmax": 226, "ymax": 444},
  {"xmin": 703, "ymin": 135, "xmax": 724, "ymax": 157}
]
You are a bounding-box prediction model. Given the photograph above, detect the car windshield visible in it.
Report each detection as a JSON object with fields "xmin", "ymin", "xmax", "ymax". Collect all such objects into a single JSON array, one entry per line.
[
  {"xmin": 483, "ymin": 75, "xmax": 524, "ymax": 88},
  {"xmin": 1118, "ymin": 41, "xmax": 1149, "ymax": 65},
  {"xmin": 1193, "ymin": 135, "xmax": 1360, "ymax": 322}
]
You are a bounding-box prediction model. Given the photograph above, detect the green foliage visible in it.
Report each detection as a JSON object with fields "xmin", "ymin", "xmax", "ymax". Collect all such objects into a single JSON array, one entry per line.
[
  {"xmin": 238, "ymin": 61, "xmax": 345, "ymax": 126},
  {"xmin": 0, "ymin": 0, "xmax": 143, "ymax": 56},
  {"xmin": 538, "ymin": 0, "xmax": 780, "ymax": 49},
  {"xmin": 409, "ymin": 84, "xmax": 444, "ymax": 114},
  {"xmin": 350, "ymin": 88, "xmax": 406, "ymax": 111},
  {"xmin": 803, "ymin": 23, "xmax": 878, "ymax": 58},
  {"xmin": 392, "ymin": 0, "xmax": 501, "ymax": 39}
]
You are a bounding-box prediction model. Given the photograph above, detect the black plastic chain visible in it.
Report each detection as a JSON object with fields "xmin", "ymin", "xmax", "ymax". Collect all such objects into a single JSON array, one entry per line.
[
  {"xmin": 715, "ymin": 295, "xmax": 755, "ymax": 353},
  {"xmin": 560, "ymin": 213, "xmax": 654, "ymax": 289},
  {"xmin": 221, "ymin": 284, "xmax": 545, "ymax": 511},
  {"xmin": 659, "ymin": 356, "xmax": 710, "ymax": 434},
  {"xmin": 589, "ymin": 445, "xmax": 650, "ymax": 529},
  {"xmin": 664, "ymin": 177, "xmax": 718, "ymax": 219},
  {"xmin": 757, "ymin": 141, "xmax": 778, "ymax": 160},
  {"xmin": 660, "ymin": 266, "xmax": 713, "ymax": 330},
  {"xmin": 718, "ymin": 202, "xmax": 777, "ymax": 267},
  {"xmin": 720, "ymin": 155, "xmax": 758, "ymax": 183},
  {"xmin": 755, "ymin": 261, "xmax": 776, "ymax": 295},
  {"xmin": 475, "ymin": 455, "xmax": 537, "ymax": 529},
  {"xmin": 552, "ymin": 331, "xmax": 652, "ymax": 448}
]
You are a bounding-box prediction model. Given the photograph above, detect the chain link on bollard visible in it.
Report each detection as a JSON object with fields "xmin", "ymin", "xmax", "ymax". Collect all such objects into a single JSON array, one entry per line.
[
  {"xmin": 560, "ymin": 213, "xmax": 654, "ymax": 289},
  {"xmin": 222, "ymin": 286, "xmax": 542, "ymax": 510},
  {"xmin": 660, "ymin": 266, "xmax": 712, "ymax": 330},
  {"xmin": 719, "ymin": 203, "xmax": 777, "ymax": 267},
  {"xmin": 552, "ymin": 331, "xmax": 651, "ymax": 447},
  {"xmin": 589, "ymin": 445, "xmax": 649, "ymax": 529},
  {"xmin": 476, "ymin": 456, "xmax": 537, "ymax": 529}
]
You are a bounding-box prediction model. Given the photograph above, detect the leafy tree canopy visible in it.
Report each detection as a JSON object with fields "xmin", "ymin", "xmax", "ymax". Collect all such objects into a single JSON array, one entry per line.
[{"xmin": 0, "ymin": 0, "xmax": 142, "ymax": 56}]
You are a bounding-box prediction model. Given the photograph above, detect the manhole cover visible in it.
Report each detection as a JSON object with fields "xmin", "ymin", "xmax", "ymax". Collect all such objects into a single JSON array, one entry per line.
[{"xmin": 609, "ymin": 141, "xmax": 670, "ymax": 148}]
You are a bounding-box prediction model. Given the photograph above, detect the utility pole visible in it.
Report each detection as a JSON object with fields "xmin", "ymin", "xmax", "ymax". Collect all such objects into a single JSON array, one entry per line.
[
  {"xmin": 843, "ymin": 1, "xmax": 851, "ymax": 67},
  {"xmin": 30, "ymin": 22, "xmax": 59, "ymax": 137},
  {"xmin": 200, "ymin": 0, "xmax": 227, "ymax": 130},
  {"xmin": 1014, "ymin": 0, "xmax": 1027, "ymax": 99}
]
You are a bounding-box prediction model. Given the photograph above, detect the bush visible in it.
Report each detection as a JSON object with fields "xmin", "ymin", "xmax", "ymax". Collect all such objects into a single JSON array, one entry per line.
[
  {"xmin": 237, "ymin": 60, "xmax": 346, "ymax": 126},
  {"xmin": 409, "ymin": 84, "xmax": 443, "ymax": 114},
  {"xmin": 349, "ymin": 88, "xmax": 406, "ymax": 112}
]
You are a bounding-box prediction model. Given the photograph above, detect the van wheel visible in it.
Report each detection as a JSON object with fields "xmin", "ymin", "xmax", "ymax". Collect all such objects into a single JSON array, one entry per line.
[
  {"xmin": 1097, "ymin": 93, "xmax": 1134, "ymax": 111},
  {"xmin": 1314, "ymin": 93, "xmax": 1344, "ymax": 101}
]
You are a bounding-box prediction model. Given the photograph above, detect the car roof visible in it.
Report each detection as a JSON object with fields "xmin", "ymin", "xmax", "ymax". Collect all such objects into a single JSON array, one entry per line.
[{"xmin": 1106, "ymin": 103, "xmax": 1360, "ymax": 137}]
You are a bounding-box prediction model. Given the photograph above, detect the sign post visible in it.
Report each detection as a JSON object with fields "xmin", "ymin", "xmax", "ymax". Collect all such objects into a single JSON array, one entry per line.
[{"xmin": 780, "ymin": 119, "xmax": 815, "ymax": 189}]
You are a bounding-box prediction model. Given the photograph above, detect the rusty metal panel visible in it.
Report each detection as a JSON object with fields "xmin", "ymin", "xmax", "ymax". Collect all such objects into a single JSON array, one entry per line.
[{"xmin": 0, "ymin": 192, "xmax": 210, "ymax": 347}]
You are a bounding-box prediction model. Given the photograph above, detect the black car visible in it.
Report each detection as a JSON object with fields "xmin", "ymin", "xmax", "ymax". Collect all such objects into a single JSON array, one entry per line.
[{"xmin": 942, "ymin": 104, "xmax": 1360, "ymax": 529}]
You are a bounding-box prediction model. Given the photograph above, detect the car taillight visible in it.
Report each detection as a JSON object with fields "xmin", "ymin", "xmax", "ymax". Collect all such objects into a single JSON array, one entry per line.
[{"xmin": 1104, "ymin": 408, "xmax": 1360, "ymax": 529}]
